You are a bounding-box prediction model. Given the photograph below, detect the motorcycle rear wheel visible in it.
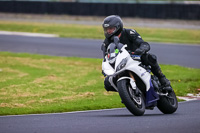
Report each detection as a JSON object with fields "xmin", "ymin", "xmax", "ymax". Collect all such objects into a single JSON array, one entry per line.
[
  {"xmin": 157, "ymin": 90, "xmax": 178, "ymax": 114},
  {"xmin": 117, "ymin": 79, "xmax": 145, "ymax": 116}
]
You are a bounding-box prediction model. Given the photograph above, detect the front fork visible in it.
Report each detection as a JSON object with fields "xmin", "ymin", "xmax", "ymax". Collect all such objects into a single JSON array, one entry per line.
[
  {"xmin": 112, "ymin": 71, "xmax": 140, "ymax": 94},
  {"xmin": 129, "ymin": 72, "xmax": 140, "ymax": 96}
]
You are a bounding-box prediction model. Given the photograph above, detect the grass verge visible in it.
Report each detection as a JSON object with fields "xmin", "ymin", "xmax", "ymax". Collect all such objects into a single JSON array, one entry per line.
[
  {"xmin": 0, "ymin": 21, "xmax": 200, "ymax": 44},
  {"xmin": 0, "ymin": 52, "xmax": 200, "ymax": 115}
]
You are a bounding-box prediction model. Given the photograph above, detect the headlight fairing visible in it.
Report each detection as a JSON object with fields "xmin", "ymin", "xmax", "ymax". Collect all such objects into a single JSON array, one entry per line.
[{"xmin": 116, "ymin": 57, "xmax": 128, "ymax": 71}]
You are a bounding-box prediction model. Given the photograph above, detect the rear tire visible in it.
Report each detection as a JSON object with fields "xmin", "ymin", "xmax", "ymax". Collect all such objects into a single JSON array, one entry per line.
[
  {"xmin": 117, "ymin": 79, "xmax": 145, "ymax": 116},
  {"xmin": 157, "ymin": 90, "xmax": 178, "ymax": 114}
]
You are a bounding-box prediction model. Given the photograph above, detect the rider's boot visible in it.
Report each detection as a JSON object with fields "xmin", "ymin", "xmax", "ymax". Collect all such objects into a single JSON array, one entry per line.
[{"xmin": 151, "ymin": 66, "xmax": 172, "ymax": 92}]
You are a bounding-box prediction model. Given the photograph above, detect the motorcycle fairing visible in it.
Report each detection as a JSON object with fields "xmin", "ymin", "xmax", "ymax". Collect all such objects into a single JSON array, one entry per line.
[
  {"xmin": 115, "ymin": 50, "xmax": 159, "ymax": 107},
  {"xmin": 102, "ymin": 59, "xmax": 115, "ymax": 76},
  {"xmin": 145, "ymin": 80, "xmax": 159, "ymax": 107},
  {"xmin": 103, "ymin": 44, "xmax": 159, "ymax": 107}
]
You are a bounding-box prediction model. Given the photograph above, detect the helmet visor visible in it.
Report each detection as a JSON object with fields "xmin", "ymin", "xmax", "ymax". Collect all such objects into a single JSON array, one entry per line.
[{"xmin": 104, "ymin": 26, "xmax": 116, "ymax": 35}]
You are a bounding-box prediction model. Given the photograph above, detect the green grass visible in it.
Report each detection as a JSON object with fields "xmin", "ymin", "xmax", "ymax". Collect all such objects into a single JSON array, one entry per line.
[
  {"xmin": 0, "ymin": 52, "xmax": 200, "ymax": 115},
  {"xmin": 0, "ymin": 21, "xmax": 200, "ymax": 44}
]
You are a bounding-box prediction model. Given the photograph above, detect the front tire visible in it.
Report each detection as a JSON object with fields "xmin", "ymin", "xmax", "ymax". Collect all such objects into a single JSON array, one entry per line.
[
  {"xmin": 117, "ymin": 79, "xmax": 145, "ymax": 116},
  {"xmin": 157, "ymin": 90, "xmax": 178, "ymax": 114}
]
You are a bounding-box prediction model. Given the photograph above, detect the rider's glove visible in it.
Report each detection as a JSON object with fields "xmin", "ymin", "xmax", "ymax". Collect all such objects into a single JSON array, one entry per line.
[
  {"xmin": 133, "ymin": 48, "xmax": 145, "ymax": 55},
  {"xmin": 103, "ymin": 38, "xmax": 110, "ymax": 46}
]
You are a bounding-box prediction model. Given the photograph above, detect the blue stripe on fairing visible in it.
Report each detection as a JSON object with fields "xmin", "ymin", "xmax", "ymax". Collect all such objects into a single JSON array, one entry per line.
[{"xmin": 145, "ymin": 80, "xmax": 159, "ymax": 107}]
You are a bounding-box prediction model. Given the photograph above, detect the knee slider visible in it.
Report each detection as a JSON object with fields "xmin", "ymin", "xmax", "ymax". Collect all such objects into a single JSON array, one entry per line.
[
  {"xmin": 104, "ymin": 76, "xmax": 117, "ymax": 92},
  {"xmin": 148, "ymin": 54, "xmax": 157, "ymax": 64}
]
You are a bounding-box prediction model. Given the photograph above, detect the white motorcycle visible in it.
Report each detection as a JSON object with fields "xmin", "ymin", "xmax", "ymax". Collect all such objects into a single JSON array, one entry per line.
[{"xmin": 102, "ymin": 36, "xmax": 178, "ymax": 116}]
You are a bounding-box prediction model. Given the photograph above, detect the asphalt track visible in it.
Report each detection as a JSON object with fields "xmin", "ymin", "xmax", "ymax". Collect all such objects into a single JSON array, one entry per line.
[
  {"xmin": 0, "ymin": 100, "xmax": 200, "ymax": 133},
  {"xmin": 0, "ymin": 35, "xmax": 200, "ymax": 68}
]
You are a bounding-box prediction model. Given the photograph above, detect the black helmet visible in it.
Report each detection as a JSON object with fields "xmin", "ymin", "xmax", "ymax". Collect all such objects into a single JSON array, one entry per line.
[{"xmin": 102, "ymin": 15, "xmax": 123, "ymax": 39}]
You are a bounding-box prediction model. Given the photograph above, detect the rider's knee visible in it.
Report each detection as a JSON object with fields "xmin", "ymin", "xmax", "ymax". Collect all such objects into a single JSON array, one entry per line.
[
  {"xmin": 148, "ymin": 53, "xmax": 157, "ymax": 64},
  {"xmin": 141, "ymin": 53, "xmax": 158, "ymax": 66},
  {"xmin": 104, "ymin": 76, "xmax": 117, "ymax": 92}
]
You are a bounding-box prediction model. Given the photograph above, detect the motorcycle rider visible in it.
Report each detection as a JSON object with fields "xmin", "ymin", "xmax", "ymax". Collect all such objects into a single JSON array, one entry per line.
[{"xmin": 101, "ymin": 15, "xmax": 172, "ymax": 92}]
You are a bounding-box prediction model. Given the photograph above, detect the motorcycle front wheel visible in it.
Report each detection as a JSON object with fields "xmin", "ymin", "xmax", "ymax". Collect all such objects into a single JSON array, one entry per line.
[{"xmin": 117, "ymin": 79, "xmax": 145, "ymax": 116}]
